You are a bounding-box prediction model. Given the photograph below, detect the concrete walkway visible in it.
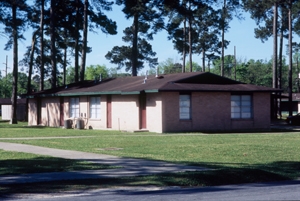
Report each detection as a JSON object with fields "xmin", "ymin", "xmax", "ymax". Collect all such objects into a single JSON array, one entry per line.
[
  {"xmin": 271, "ymin": 119, "xmax": 300, "ymax": 131},
  {"xmin": 0, "ymin": 142, "xmax": 209, "ymax": 185}
]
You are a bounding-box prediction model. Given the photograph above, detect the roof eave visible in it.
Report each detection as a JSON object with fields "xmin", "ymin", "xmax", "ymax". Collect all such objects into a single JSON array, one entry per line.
[
  {"xmin": 27, "ymin": 91, "xmax": 142, "ymax": 98},
  {"xmin": 158, "ymin": 89, "xmax": 282, "ymax": 93}
]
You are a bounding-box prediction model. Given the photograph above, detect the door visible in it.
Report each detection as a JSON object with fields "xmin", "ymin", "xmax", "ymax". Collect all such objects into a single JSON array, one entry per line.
[
  {"xmin": 139, "ymin": 93, "xmax": 147, "ymax": 129},
  {"xmin": 106, "ymin": 95, "xmax": 112, "ymax": 128},
  {"xmin": 37, "ymin": 98, "xmax": 41, "ymax": 125},
  {"xmin": 60, "ymin": 97, "xmax": 64, "ymax": 126}
]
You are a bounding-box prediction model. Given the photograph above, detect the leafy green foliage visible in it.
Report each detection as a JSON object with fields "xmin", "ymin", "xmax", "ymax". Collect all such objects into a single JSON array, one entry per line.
[
  {"xmin": 148, "ymin": 58, "xmax": 202, "ymax": 75},
  {"xmin": 166, "ymin": 0, "xmax": 223, "ymax": 71},
  {"xmin": 85, "ymin": 64, "xmax": 109, "ymax": 80},
  {"xmin": 0, "ymin": 72, "xmax": 30, "ymax": 97},
  {"xmin": 65, "ymin": 66, "xmax": 75, "ymax": 84},
  {"xmin": 105, "ymin": 27, "xmax": 158, "ymax": 74}
]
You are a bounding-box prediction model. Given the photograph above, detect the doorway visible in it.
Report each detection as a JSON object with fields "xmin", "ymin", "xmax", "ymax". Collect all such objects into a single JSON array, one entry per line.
[
  {"xmin": 139, "ymin": 93, "xmax": 146, "ymax": 129},
  {"xmin": 107, "ymin": 95, "xmax": 112, "ymax": 128}
]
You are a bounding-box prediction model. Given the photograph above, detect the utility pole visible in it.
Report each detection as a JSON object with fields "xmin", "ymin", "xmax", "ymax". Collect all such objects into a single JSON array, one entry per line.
[
  {"xmin": 2, "ymin": 55, "xmax": 8, "ymax": 77},
  {"xmin": 234, "ymin": 46, "xmax": 236, "ymax": 81}
]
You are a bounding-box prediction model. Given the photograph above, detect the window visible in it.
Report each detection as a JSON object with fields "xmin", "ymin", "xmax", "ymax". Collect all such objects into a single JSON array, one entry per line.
[
  {"xmin": 179, "ymin": 94, "xmax": 191, "ymax": 120},
  {"xmin": 90, "ymin": 97, "xmax": 101, "ymax": 119},
  {"xmin": 69, "ymin": 97, "xmax": 79, "ymax": 118},
  {"xmin": 231, "ymin": 95, "xmax": 252, "ymax": 119}
]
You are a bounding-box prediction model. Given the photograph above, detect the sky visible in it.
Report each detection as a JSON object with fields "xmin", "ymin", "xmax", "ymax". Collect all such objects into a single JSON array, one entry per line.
[{"xmin": 0, "ymin": 5, "xmax": 294, "ymax": 76}]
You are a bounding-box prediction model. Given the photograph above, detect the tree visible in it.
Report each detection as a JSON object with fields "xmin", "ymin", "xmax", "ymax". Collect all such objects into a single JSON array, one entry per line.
[
  {"xmin": 85, "ymin": 64, "xmax": 109, "ymax": 80},
  {"xmin": 0, "ymin": 0, "xmax": 29, "ymax": 124},
  {"xmin": 148, "ymin": 58, "xmax": 201, "ymax": 75},
  {"xmin": 156, "ymin": 58, "xmax": 182, "ymax": 74},
  {"xmin": 193, "ymin": 3, "xmax": 222, "ymax": 71},
  {"xmin": 165, "ymin": 1, "xmax": 224, "ymax": 73},
  {"xmin": 50, "ymin": 0, "xmax": 57, "ymax": 89},
  {"xmin": 0, "ymin": 72, "xmax": 29, "ymax": 98},
  {"xmin": 65, "ymin": 66, "xmax": 75, "ymax": 84},
  {"xmin": 0, "ymin": 76, "xmax": 11, "ymax": 98},
  {"xmin": 39, "ymin": 0, "xmax": 45, "ymax": 91},
  {"xmin": 217, "ymin": 0, "xmax": 242, "ymax": 77},
  {"xmin": 111, "ymin": 0, "xmax": 163, "ymax": 76},
  {"xmin": 16, "ymin": 0, "xmax": 117, "ymax": 91},
  {"xmin": 211, "ymin": 55, "xmax": 236, "ymax": 77},
  {"xmin": 79, "ymin": 0, "xmax": 117, "ymax": 82},
  {"xmin": 243, "ymin": 0, "xmax": 300, "ymax": 118},
  {"xmin": 105, "ymin": 25, "xmax": 158, "ymax": 75},
  {"xmin": 243, "ymin": 0, "xmax": 279, "ymax": 118},
  {"xmin": 80, "ymin": 0, "xmax": 88, "ymax": 82},
  {"xmin": 288, "ymin": 0, "xmax": 293, "ymax": 116}
]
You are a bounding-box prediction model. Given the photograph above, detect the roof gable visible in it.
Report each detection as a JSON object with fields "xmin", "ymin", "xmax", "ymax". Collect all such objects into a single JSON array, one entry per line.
[{"xmin": 175, "ymin": 72, "xmax": 242, "ymax": 84}]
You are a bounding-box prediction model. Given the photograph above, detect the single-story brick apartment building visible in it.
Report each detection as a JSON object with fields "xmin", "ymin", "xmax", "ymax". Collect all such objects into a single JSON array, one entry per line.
[
  {"xmin": 0, "ymin": 98, "xmax": 26, "ymax": 121},
  {"xmin": 26, "ymin": 72, "xmax": 281, "ymax": 133}
]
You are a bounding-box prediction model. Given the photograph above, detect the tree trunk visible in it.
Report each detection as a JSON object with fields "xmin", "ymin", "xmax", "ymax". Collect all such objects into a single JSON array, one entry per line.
[
  {"xmin": 131, "ymin": 13, "xmax": 138, "ymax": 76},
  {"xmin": 40, "ymin": 0, "xmax": 44, "ymax": 91},
  {"xmin": 27, "ymin": 31, "xmax": 38, "ymax": 94},
  {"xmin": 10, "ymin": 4, "xmax": 18, "ymax": 124},
  {"xmin": 182, "ymin": 16, "xmax": 186, "ymax": 73},
  {"xmin": 273, "ymin": 3, "xmax": 278, "ymax": 89},
  {"xmin": 80, "ymin": 0, "xmax": 88, "ymax": 82},
  {"xmin": 188, "ymin": 2, "xmax": 192, "ymax": 72},
  {"xmin": 74, "ymin": 0, "xmax": 80, "ymax": 82},
  {"xmin": 26, "ymin": 31, "xmax": 37, "ymax": 122},
  {"xmin": 272, "ymin": 2, "xmax": 278, "ymax": 119},
  {"xmin": 63, "ymin": 41, "xmax": 67, "ymax": 86},
  {"xmin": 202, "ymin": 50, "xmax": 205, "ymax": 72},
  {"xmin": 288, "ymin": 0, "xmax": 293, "ymax": 117},
  {"xmin": 50, "ymin": 0, "xmax": 57, "ymax": 89},
  {"xmin": 278, "ymin": 15, "xmax": 284, "ymax": 118},
  {"xmin": 221, "ymin": 0, "xmax": 226, "ymax": 77}
]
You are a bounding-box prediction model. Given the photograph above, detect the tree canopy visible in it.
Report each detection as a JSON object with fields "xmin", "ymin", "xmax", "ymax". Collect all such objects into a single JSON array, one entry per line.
[{"xmin": 0, "ymin": 0, "xmax": 300, "ymax": 96}]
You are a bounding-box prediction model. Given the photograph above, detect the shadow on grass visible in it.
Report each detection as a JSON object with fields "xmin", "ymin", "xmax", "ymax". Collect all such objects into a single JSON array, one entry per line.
[
  {"xmin": 0, "ymin": 121, "xmax": 46, "ymax": 129},
  {"xmin": 200, "ymin": 128, "xmax": 300, "ymax": 134},
  {"xmin": 1, "ymin": 161, "xmax": 299, "ymax": 198},
  {"xmin": 0, "ymin": 157, "xmax": 115, "ymax": 176}
]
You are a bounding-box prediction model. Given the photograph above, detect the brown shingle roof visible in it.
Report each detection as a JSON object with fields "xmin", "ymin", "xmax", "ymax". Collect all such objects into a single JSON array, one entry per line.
[
  {"xmin": 28, "ymin": 72, "xmax": 281, "ymax": 97},
  {"xmin": 0, "ymin": 98, "xmax": 26, "ymax": 105}
]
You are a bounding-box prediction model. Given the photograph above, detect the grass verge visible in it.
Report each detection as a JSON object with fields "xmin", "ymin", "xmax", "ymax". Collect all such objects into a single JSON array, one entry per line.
[{"xmin": 0, "ymin": 121, "xmax": 300, "ymax": 196}]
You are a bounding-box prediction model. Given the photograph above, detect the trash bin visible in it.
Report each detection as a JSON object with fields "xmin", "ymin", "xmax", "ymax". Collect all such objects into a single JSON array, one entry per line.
[
  {"xmin": 64, "ymin": 119, "xmax": 71, "ymax": 129},
  {"xmin": 76, "ymin": 119, "xmax": 84, "ymax": 129}
]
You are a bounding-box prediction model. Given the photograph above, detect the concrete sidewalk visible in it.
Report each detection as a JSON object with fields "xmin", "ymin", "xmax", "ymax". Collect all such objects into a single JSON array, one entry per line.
[{"xmin": 0, "ymin": 142, "xmax": 209, "ymax": 184}]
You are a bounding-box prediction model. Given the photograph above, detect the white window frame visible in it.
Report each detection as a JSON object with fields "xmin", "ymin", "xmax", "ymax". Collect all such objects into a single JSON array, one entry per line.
[
  {"xmin": 231, "ymin": 95, "xmax": 253, "ymax": 119},
  {"xmin": 179, "ymin": 94, "xmax": 191, "ymax": 120},
  {"xmin": 69, "ymin": 97, "xmax": 80, "ymax": 118},
  {"xmin": 90, "ymin": 96, "xmax": 101, "ymax": 119}
]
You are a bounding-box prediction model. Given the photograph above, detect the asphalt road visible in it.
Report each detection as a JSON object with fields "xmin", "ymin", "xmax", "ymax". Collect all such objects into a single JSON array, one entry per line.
[{"xmin": 3, "ymin": 180, "xmax": 300, "ymax": 201}]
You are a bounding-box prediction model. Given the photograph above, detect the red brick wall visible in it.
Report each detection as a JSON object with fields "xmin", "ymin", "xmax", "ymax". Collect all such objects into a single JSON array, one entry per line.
[{"xmin": 162, "ymin": 92, "xmax": 271, "ymax": 132}]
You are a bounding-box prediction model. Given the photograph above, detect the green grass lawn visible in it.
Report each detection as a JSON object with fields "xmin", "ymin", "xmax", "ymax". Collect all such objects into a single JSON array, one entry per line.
[
  {"xmin": 1, "ymin": 121, "xmax": 300, "ymax": 194},
  {"xmin": 0, "ymin": 150, "xmax": 114, "ymax": 175},
  {"xmin": 0, "ymin": 122, "xmax": 117, "ymax": 176}
]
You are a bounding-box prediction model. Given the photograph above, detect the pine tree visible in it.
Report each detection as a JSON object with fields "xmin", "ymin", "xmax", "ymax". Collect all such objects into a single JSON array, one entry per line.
[
  {"xmin": 0, "ymin": 0, "xmax": 29, "ymax": 124},
  {"xmin": 79, "ymin": 0, "xmax": 117, "ymax": 82},
  {"xmin": 110, "ymin": 0, "xmax": 163, "ymax": 76},
  {"xmin": 105, "ymin": 24, "xmax": 158, "ymax": 74}
]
